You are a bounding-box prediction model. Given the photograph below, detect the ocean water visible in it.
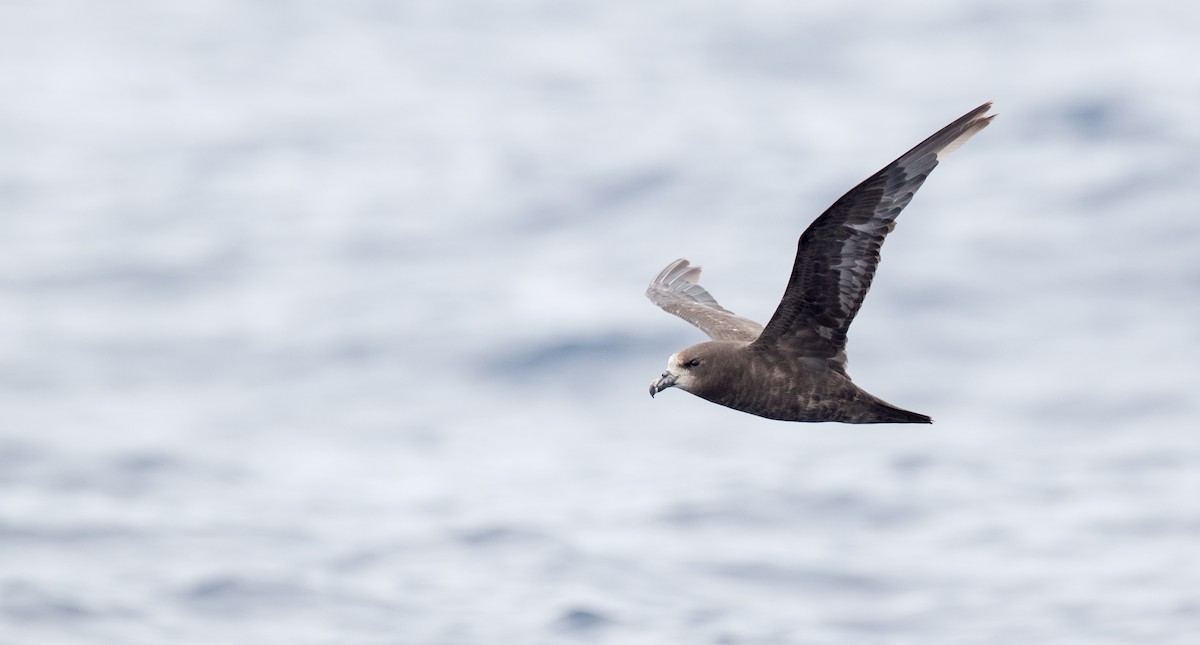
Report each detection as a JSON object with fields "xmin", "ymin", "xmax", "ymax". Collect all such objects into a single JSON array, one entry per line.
[{"xmin": 2, "ymin": 1, "xmax": 1199, "ymax": 643}]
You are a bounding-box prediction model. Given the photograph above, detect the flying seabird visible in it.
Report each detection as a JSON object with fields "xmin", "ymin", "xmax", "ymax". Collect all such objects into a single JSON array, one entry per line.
[{"xmin": 647, "ymin": 102, "xmax": 994, "ymax": 423}]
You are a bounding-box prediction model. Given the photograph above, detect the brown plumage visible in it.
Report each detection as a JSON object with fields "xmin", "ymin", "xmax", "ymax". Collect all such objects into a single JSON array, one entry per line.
[{"xmin": 647, "ymin": 102, "xmax": 994, "ymax": 423}]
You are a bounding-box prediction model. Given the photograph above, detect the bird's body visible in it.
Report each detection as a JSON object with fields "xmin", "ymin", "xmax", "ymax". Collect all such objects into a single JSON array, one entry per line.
[
  {"xmin": 657, "ymin": 340, "xmax": 932, "ymax": 424},
  {"xmin": 646, "ymin": 103, "xmax": 994, "ymax": 423}
]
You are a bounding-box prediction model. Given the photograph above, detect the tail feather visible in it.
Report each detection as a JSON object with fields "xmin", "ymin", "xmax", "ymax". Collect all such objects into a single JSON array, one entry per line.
[
  {"xmin": 875, "ymin": 404, "xmax": 933, "ymax": 424},
  {"xmin": 854, "ymin": 396, "xmax": 933, "ymax": 424}
]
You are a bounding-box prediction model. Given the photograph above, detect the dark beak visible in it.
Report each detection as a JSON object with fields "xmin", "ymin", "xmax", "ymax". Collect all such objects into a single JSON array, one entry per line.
[{"xmin": 649, "ymin": 371, "xmax": 678, "ymax": 398}]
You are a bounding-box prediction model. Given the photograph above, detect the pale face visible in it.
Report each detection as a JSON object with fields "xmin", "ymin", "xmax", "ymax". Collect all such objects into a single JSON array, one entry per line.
[
  {"xmin": 650, "ymin": 341, "xmax": 730, "ymax": 399},
  {"xmin": 665, "ymin": 350, "xmax": 702, "ymax": 391},
  {"xmin": 650, "ymin": 349, "xmax": 700, "ymax": 397}
]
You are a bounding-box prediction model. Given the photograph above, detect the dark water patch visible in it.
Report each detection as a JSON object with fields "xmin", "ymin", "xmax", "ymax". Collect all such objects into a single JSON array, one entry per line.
[
  {"xmin": 330, "ymin": 543, "xmax": 414, "ymax": 572},
  {"xmin": 0, "ymin": 520, "xmax": 144, "ymax": 544},
  {"xmin": 0, "ymin": 440, "xmax": 48, "ymax": 482},
  {"xmin": 0, "ymin": 582, "xmax": 99, "ymax": 623},
  {"xmin": 659, "ymin": 502, "xmax": 776, "ymax": 528},
  {"xmin": 483, "ymin": 332, "xmax": 667, "ymax": 379},
  {"xmin": 37, "ymin": 450, "xmax": 237, "ymax": 499},
  {"xmin": 456, "ymin": 524, "xmax": 555, "ymax": 548},
  {"xmin": 891, "ymin": 453, "xmax": 937, "ymax": 475},
  {"xmin": 3, "ymin": 248, "xmax": 248, "ymax": 298},
  {"xmin": 778, "ymin": 490, "xmax": 923, "ymax": 528},
  {"xmin": 703, "ymin": 561, "xmax": 894, "ymax": 595},
  {"xmin": 331, "ymin": 525, "xmax": 560, "ymax": 573},
  {"xmin": 1062, "ymin": 98, "xmax": 1122, "ymax": 138},
  {"xmin": 587, "ymin": 167, "xmax": 675, "ymax": 210},
  {"xmin": 111, "ymin": 451, "xmax": 183, "ymax": 475},
  {"xmin": 0, "ymin": 364, "xmax": 61, "ymax": 392},
  {"xmin": 554, "ymin": 606, "xmax": 614, "ymax": 633},
  {"xmin": 180, "ymin": 575, "xmax": 316, "ymax": 617},
  {"xmin": 661, "ymin": 489, "xmax": 922, "ymax": 530},
  {"xmin": 1174, "ymin": 600, "xmax": 1200, "ymax": 618},
  {"xmin": 1027, "ymin": 95, "xmax": 1163, "ymax": 142}
]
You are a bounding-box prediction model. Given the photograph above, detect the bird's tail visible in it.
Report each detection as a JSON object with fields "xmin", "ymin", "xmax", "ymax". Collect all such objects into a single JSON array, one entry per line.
[
  {"xmin": 849, "ymin": 390, "xmax": 934, "ymax": 424},
  {"xmin": 870, "ymin": 401, "xmax": 933, "ymax": 424}
]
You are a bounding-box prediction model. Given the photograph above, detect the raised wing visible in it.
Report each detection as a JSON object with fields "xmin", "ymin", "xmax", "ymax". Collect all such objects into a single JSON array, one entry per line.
[
  {"xmin": 646, "ymin": 258, "xmax": 764, "ymax": 342},
  {"xmin": 751, "ymin": 102, "xmax": 994, "ymax": 371}
]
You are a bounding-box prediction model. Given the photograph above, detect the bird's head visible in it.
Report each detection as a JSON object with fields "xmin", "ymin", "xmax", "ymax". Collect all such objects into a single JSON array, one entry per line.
[{"xmin": 649, "ymin": 342, "xmax": 731, "ymax": 398}]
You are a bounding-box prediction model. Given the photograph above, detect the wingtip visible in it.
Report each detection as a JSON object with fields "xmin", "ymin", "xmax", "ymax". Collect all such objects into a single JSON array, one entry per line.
[
  {"xmin": 934, "ymin": 102, "xmax": 995, "ymax": 160},
  {"xmin": 651, "ymin": 257, "xmax": 702, "ymax": 287},
  {"xmin": 973, "ymin": 101, "xmax": 997, "ymax": 126},
  {"xmin": 968, "ymin": 101, "xmax": 995, "ymax": 119}
]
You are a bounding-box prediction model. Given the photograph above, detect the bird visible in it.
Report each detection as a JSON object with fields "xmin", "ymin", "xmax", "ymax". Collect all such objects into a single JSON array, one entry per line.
[{"xmin": 646, "ymin": 102, "xmax": 994, "ymax": 423}]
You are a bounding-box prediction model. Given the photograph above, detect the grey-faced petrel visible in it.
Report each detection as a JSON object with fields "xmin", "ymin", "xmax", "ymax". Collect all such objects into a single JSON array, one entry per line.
[{"xmin": 647, "ymin": 102, "xmax": 994, "ymax": 423}]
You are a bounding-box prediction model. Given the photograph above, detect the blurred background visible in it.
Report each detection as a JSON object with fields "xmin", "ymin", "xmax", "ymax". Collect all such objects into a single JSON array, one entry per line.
[{"xmin": 2, "ymin": 1, "xmax": 1198, "ymax": 643}]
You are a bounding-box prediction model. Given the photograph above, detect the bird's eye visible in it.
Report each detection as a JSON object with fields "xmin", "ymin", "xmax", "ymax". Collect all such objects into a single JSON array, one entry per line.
[{"xmin": 686, "ymin": 358, "xmax": 702, "ymax": 368}]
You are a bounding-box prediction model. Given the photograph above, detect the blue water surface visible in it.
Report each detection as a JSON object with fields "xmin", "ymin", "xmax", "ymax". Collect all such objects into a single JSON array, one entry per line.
[{"xmin": 2, "ymin": 2, "xmax": 1198, "ymax": 643}]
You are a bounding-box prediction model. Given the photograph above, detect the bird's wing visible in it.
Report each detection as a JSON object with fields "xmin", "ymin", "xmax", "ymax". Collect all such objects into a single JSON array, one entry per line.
[
  {"xmin": 750, "ymin": 102, "xmax": 994, "ymax": 372},
  {"xmin": 646, "ymin": 258, "xmax": 764, "ymax": 342}
]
